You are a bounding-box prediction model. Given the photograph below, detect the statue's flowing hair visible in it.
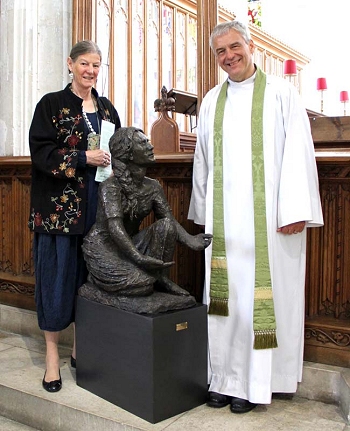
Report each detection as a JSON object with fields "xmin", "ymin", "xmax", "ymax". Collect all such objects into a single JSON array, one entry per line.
[{"xmin": 109, "ymin": 127, "xmax": 143, "ymax": 219}]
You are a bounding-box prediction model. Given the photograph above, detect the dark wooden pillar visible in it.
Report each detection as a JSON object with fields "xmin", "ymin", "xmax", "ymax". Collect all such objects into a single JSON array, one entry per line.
[
  {"xmin": 196, "ymin": 0, "xmax": 218, "ymax": 109},
  {"xmin": 72, "ymin": 0, "xmax": 93, "ymax": 44}
]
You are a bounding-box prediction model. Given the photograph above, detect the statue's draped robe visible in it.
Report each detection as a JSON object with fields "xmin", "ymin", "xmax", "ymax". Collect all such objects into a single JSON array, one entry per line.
[{"xmin": 83, "ymin": 176, "xmax": 168, "ymax": 294}]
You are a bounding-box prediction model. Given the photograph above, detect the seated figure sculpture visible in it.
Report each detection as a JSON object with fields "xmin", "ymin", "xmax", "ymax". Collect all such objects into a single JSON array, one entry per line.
[{"xmin": 79, "ymin": 127, "xmax": 212, "ymax": 314}]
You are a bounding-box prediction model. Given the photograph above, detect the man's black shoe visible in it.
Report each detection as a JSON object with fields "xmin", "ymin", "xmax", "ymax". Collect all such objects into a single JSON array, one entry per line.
[
  {"xmin": 207, "ymin": 391, "xmax": 232, "ymax": 408},
  {"xmin": 230, "ymin": 397, "xmax": 257, "ymax": 414}
]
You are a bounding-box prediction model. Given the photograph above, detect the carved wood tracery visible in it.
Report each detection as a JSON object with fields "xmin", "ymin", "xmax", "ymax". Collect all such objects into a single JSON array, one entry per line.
[
  {"xmin": 304, "ymin": 116, "xmax": 350, "ymax": 367},
  {"xmin": 0, "ymin": 158, "xmax": 35, "ymax": 310},
  {"xmin": 305, "ymin": 327, "xmax": 350, "ymax": 348}
]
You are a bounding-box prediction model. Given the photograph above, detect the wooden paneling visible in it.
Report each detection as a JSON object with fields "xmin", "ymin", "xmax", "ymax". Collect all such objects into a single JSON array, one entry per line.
[
  {"xmin": 304, "ymin": 117, "xmax": 350, "ymax": 367},
  {"xmin": 310, "ymin": 116, "xmax": 350, "ymax": 145},
  {"xmin": 0, "ymin": 158, "xmax": 35, "ymax": 310},
  {"xmin": 145, "ymin": 153, "xmax": 204, "ymax": 301},
  {"xmin": 0, "ymin": 151, "xmax": 204, "ymax": 313}
]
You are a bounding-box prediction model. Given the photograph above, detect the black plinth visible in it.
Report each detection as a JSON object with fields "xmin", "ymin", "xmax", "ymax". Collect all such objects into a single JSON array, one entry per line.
[{"xmin": 75, "ymin": 296, "xmax": 208, "ymax": 424}]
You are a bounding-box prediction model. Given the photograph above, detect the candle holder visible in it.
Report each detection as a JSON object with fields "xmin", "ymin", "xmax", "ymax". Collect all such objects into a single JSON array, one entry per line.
[
  {"xmin": 340, "ymin": 91, "xmax": 349, "ymax": 116},
  {"xmin": 316, "ymin": 78, "xmax": 327, "ymax": 114}
]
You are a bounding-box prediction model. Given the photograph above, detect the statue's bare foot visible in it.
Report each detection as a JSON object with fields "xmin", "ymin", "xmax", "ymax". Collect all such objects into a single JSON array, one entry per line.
[{"xmin": 155, "ymin": 277, "xmax": 190, "ymax": 296}]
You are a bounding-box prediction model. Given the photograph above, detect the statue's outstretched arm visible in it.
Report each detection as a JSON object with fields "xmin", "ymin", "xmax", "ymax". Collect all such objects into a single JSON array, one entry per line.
[
  {"xmin": 175, "ymin": 219, "xmax": 212, "ymax": 251},
  {"xmin": 152, "ymin": 182, "xmax": 212, "ymax": 251}
]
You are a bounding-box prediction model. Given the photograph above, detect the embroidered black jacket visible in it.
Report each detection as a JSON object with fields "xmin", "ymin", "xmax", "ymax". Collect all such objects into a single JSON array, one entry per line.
[{"xmin": 28, "ymin": 84, "xmax": 121, "ymax": 235}]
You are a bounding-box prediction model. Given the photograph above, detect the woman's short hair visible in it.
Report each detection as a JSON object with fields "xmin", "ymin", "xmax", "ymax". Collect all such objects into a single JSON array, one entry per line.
[{"xmin": 69, "ymin": 40, "xmax": 102, "ymax": 62}]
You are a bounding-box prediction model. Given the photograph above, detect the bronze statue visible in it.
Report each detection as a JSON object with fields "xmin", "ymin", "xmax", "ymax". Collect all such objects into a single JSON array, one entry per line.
[{"xmin": 79, "ymin": 127, "xmax": 212, "ymax": 314}]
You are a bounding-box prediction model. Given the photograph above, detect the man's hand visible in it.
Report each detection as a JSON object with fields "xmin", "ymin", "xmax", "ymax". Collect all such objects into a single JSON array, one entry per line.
[{"xmin": 277, "ymin": 221, "xmax": 306, "ymax": 235}]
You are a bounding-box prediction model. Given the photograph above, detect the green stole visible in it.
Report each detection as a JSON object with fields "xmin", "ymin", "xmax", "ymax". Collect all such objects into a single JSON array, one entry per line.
[{"xmin": 209, "ymin": 67, "xmax": 278, "ymax": 350}]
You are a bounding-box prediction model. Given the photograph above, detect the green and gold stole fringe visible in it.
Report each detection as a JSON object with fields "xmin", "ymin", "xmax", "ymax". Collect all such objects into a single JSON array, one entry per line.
[
  {"xmin": 208, "ymin": 79, "xmax": 230, "ymax": 316},
  {"xmin": 209, "ymin": 67, "xmax": 278, "ymax": 350}
]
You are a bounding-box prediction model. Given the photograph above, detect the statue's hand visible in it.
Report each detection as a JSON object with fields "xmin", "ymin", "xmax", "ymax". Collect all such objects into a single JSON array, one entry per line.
[
  {"xmin": 140, "ymin": 255, "xmax": 174, "ymax": 270},
  {"xmin": 188, "ymin": 233, "xmax": 213, "ymax": 251}
]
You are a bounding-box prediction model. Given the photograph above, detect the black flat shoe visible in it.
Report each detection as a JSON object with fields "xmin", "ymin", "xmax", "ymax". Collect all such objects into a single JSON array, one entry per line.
[
  {"xmin": 70, "ymin": 355, "xmax": 76, "ymax": 369},
  {"xmin": 42, "ymin": 371, "xmax": 62, "ymax": 393},
  {"xmin": 207, "ymin": 391, "xmax": 232, "ymax": 408},
  {"xmin": 230, "ymin": 397, "xmax": 257, "ymax": 414}
]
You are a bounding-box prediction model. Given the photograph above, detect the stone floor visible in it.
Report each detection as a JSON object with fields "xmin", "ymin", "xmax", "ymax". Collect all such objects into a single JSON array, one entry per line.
[
  {"xmin": 0, "ymin": 416, "xmax": 39, "ymax": 431},
  {"xmin": 0, "ymin": 328, "xmax": 349, "ymax": 431}
]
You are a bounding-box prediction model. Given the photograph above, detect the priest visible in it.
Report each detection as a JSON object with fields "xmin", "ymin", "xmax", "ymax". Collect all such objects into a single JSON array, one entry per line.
[{"xmin": 188, "ymin": 20, "xmax": 323, "ymax": 414}]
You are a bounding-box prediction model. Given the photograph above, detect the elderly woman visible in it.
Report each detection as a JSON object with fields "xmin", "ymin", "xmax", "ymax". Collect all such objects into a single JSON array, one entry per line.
[
  {"xmin": 28, "ymin": 40, "xmax": 121, "ymax": 392},
  {"xmin": 82, "ymin": 127, "xmax": 212, "ymax": 300}
]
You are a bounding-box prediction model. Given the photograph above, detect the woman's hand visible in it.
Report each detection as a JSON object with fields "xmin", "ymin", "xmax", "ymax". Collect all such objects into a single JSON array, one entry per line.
[{"xmin": 86, "ymin": 149, "xmax": 110, "ymax": 167}]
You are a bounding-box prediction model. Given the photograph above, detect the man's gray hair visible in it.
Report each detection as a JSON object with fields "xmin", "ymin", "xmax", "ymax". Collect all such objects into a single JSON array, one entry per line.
[{"xmin": 210, "ymin": 21, "xmax": 251, "ymax": 52}]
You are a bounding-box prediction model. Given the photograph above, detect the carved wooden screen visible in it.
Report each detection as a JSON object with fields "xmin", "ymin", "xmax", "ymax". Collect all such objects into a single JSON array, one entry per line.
[
  {"xmin": 73, "ymin": 0, "xmax": 197, "ymax": 135},
  {"xmin": 303, "ymin": 117, "xmax": 350, "ymax": 367},
  {"xmin": 0, "ymin": 159, "xmax": 35, "ymax": 311}
]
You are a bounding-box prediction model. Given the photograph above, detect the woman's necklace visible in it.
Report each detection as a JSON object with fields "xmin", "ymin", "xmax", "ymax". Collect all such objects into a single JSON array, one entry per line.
[
  {"xmin": 71, "ymin": 85, "xmax": 100, "ymax": 150},
  {"xmin": 82, "ymin": 108, "xmax": 97, "ymax": 134},
  {"xmin": 82, "ymin": 99, "xmax": 101, "ymax": 150}
]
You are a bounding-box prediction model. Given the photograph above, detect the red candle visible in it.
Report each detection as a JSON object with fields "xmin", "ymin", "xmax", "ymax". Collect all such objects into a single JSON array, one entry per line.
[
  {"xmin": 317, "ymin": 78, "xmax": 327, "ymax": 91},
  {"xmin": 340, "ymin": 91, "xmax": 349, "ymax": 102},
  {"xmin": 283, "ymin": 59, "xmax": 297, "ymax": 76}
]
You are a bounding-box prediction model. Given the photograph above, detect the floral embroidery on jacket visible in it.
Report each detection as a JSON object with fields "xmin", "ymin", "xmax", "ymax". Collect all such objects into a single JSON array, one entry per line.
[
  {"xmin": 52, "ymin": 108, "xmax": 83, "ymax": 179},
  {"xmin": 28, "ymin": 183, "xmax": 83, "ymax": 233}
]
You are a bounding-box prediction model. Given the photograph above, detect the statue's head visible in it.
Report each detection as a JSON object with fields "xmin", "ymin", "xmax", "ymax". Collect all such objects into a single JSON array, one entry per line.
[{"xmin": 109, "ymin": 127, "xmax": 155, "ymax": 167}]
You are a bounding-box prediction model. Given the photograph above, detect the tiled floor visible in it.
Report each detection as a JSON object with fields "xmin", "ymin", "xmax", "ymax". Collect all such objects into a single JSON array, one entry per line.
[{"xmin": 0, "ymin": 329, "xmax": 348, "ymax": 431}]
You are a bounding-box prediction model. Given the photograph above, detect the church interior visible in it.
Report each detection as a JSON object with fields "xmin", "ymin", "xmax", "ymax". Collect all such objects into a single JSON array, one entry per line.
[{"xmin": 0, "ymin": 1, "xmax": 349, "ymax": 429}]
